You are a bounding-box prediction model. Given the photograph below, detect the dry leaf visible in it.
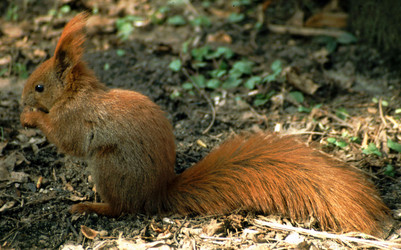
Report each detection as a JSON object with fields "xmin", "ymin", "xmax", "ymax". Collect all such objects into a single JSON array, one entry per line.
[
  {"xmin": 36, "ymin": 176, "xmax": 43, "ymax": 189},
  {"xmin": 196, "ymin": 139, "xmax": 207, "ymax": 148},
  {"xmin": 207, "ymin": 31, "xmax": 232, "ymax": 44},
  {"xmin": 209, "ymin": 8, "xmax": 232, "ymax": 18},
  {"xmin": 64, "ymin": 183, "xmax": 74, "ymax": 192},
  {"xmin": 0, "ymin": 201, "xmax": 16, "ymax": 212},
  {"xmin": 2, "ymin": 152, "xmax": 30, "ymax": 170},
  {"xmin": 33, "ymin": 49, "xmax": 47, "ymax": 58},
  {"xmin": 203, "ymin": 219, "xmax": 225, "ymax": 236},
  {"xmin": 81, "ymin": 225, "xmax": 99, "ymax": 240},
  {"xmin": 285, "ymin": 68, "xmax": 320, "ymax": 95},
  {"xmin": 19, "ymin": 129, "xmax": 38, "ymax": 138},
  {"xmin": 286, "ymin": 9, "xmax": 304, "ymax": 27},
  {"xmin": 0, "ymin": 164, "xmax": 10, "ymax": 181},
  {"xmin": 305, "ymin": 12, "xmax": 348, "ymax": 28},
  {"xmin": 86, "ymin": 15, "xmax": 116, "ymax": 35},
  {"xmin": 10, "ymin": 171, "xmax": 29, "ymax": 183},
  {"xmin": 1, "ymin": 23, "xmax": 24, "ymax": 38},
  {"xmin": 0, "ymin": 55, "xmax": 11, "ymax": 66},
  {"xmin": 367, "ymin": 107, "xmax": 377, "ymax": 114},
  {"xmin": 285, "ymin": 232, "xmax": 305, "ymax": 245},
  {"xmin": 68, "ymin": 195, "xmax": 87, "ymax": 202},
  {"xmin": 0, "ymin": 141, "xmax": 8, "ymax": 155}
]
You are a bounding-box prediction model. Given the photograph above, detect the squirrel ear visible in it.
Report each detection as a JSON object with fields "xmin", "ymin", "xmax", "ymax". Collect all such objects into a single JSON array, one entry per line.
[{"xmin": 53, "ymin": 12, "xmax": 89, "ymax": 79}]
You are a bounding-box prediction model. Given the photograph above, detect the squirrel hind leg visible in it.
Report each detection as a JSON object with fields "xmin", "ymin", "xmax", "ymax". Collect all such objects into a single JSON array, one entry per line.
[{"xmin": 71, "ymin": 202, "xmax": 121, "ymax": 217}]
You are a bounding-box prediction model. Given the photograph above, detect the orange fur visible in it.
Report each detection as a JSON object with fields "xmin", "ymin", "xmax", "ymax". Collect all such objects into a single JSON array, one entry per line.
[{"xmin": 20, "ymin": 13, "xmax": 392, "ymax": 237}]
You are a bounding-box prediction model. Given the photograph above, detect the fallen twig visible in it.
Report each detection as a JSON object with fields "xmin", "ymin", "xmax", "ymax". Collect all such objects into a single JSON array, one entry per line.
[
  {"xmin": 253, "ymin": 219, "xmax": 401, "ymax": 249},
  {"xmin": 267, "ymin": 24, "xmax": 348, "ymax": 38}
]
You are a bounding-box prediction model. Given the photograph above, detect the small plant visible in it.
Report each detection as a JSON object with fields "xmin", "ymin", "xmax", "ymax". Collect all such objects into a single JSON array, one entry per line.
[
  {"xmin": 6, "ymin": 4, "xmax": 19, "ymax": 21},
  {"xmin": 388, "ymin": 139, "xmax": 401, "ymax": 153},
  {"xmin": 48, "ymin": 5, "xmax": 71, "ymax": 18},
  {"xmin": 116, "ymin": 49, "xmax": 126, "ymax": 57},
  {"xmin": 232, "ymin": 0, "xmax": 251, "ymax": 6},
  {"xmin": 116, "ymin": 16, "xmax": 144, "ymax": 40},
  {"xmin": 190, "ymin": 16, "xmax": 211, "ymax": 27},
  {"xmin": 263, "ymin": 60, "xmax": 282, "ymax": 83},
  {"xmin": 227, "ymin": 13, "xmax": 245, "ymax": 23},
  {"xmin": 336, "ymin": 107, "xmax": 349, "ymax": 120},
  {"xmin": 384, "ymin": 164, "xmax": 395, "ymax": 177},
  {"xmin": 167, "ymin": 15, "xmax": 186, "ymax": 26},
  {"xmin": 315, "ymin": 33, "xmax": 357, "ymax": 53},
  {"xmin": 372, "ymin": 97, "xmax": 389, "ymax": 107},
  {"xmin": 362, "ymin": 143, "xmax": 382, "ymax": 157},
  {"xmin": 0, "ymin": 68, "xmax": 8, "ymax": 77},
  {"xmin": 13, "ymin": 62, "xmax": 28, "ymax": 79},
  {"xmin": 327, "ymin": 137, "xmax": 348, "ymax": 148},
  {"xmin": 169, "ymin": 59, "xmax": 182, "ymax": 72}
]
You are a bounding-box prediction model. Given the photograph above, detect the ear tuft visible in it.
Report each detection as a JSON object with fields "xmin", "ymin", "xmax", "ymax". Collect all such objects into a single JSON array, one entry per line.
[{"xmin": 54, "ymin": 12, "xmax": 89, "ymax": 77}]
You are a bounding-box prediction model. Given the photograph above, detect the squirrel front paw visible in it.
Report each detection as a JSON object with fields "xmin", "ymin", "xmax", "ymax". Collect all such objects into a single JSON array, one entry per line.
[
  {"xmin": 20, "ymin": 107, "xmax": 42, "ymax": 128},
  {"xmin": 71, "ymin": 202, "xmax": 121, "ymax": 217}
]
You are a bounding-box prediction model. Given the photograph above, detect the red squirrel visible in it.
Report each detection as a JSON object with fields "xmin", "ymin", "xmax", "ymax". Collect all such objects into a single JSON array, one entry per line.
[{"xmin": 20, "ymin": 13, "xmax": 392, "ymax": 236}]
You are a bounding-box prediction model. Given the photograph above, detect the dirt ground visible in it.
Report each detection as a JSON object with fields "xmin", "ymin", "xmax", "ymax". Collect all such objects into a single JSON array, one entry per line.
[{"xmin": 0, "ymin": 0, "xmax": 400, "ymax": 249}]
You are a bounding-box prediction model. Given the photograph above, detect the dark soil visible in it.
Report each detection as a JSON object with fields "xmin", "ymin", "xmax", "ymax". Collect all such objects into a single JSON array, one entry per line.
[{"xmin": 0, "ymin": 1, "xmax": 400, "ymax": 249}]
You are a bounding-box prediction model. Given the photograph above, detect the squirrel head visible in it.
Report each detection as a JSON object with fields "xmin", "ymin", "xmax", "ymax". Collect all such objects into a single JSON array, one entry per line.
[{"xmin": 21, "ymin": 12, "xmax": 89, "ymax": 112}]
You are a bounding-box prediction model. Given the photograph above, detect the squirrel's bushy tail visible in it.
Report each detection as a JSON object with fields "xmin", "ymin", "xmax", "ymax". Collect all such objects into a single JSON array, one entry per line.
[{"xmin": 166, "ymin": 133, "xmax": 391, "ymax": 236}]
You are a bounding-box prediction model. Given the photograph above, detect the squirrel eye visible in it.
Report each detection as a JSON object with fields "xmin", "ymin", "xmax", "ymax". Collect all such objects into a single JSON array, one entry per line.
[{"xmin": 35, "ymin": 84, "xmax": 44, "ymax": 93}]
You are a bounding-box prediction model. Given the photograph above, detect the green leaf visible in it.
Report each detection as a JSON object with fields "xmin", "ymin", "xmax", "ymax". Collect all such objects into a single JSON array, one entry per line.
[
  {"xmin": 206, "ymin": 47, "xmax": 234, "ymax": 59},
  {"xmin": 190, "ymin": 16, "xmax": 211, "ymax": 27},
  {"xmin": 222, "ymin": 76, "xmax": 242, "ymax": 89},
  {"xmin": 228, "ymin": 13, "xmax": 245, "ymax": 23},
  {"xmin": 170, "ymin": 89, "xmax": 180, "ymax": 99},
  {"xmin": 263, "ymin": 73, "xmax": 277, "ymax": 83},
  {"xmin": 337, "ymin": 32, "xmax": 357, "ymax": 44},
  {"xmin": 202, "ymin": 1, "xmax": 212, "ymax": 7},
  {"xmin": 0, "ymin": 68, "xmax": 7, "ymax": 77},
  {"xmin": 388, "ymin": 139, "xmax": 401, "ymax": 153},
  {"xmin": 314, "ymin": 104, "xmax": 323, "ymax": 109},
  {"xmin": 206, "ymin": 79, "xmax": 221, "ymax": 89},
  {"xmin": 350, "ymin": 136, "xmax": 361, "ymax": 144},
  {"xmin": 231, "ymin": 60, "xmax": 253, "ymax": 75},
  {"xmin": 192, "ymin": 61, "xmax": 208, "ymax": 68},
  {"xmin": 191, "ymin": 45, "xmax": 210, "ymax": 61},
  {"xmin": 327, "ymin": 137, "xmax": 337, "ymax": 144},
  {"xmin": 253, "ymin": 97, "xmax": 268, "ymax": 107},
  {"xmin": 253, "ymin": 91, "xmax": 275, "ymax": 107},
  {"xmin": 182, "ymin": 41, "xmax": 189, "ymax": 54},
  {"xmin": 336, "ymin": 140, "xmax": 348, "ymax": 148},
  {"xmin": 116, "ymin": 16, "xmax": 143, "ymax": 40},
  {"xmin": 336, "ymin": 107, "xmax": 349, "ymax": 120},
  {"xmin": 244, "ymin": 76, "xmax": 261, "ymax": 89},
  {"xmin": 270, "ymin": 59, "xmax": 282, "ymax": 73},
  {"xmin": 298, "ymin": 106, "xmax": 312, "ymax": 113},
  {"xmin": 395, "ymin": 108, "xmax": 401, "ymax": 114},
  {"xmin": 362, "ymin": 143, "xmax": 382, "ymax": 157},
  {"xmin": 103, "ymin": 63, "xmax": 110, "ymax": 71},
  {"xmin": 59, "ymin": 5, "xmax": 71, "ymax": 14},
  {"xmin": 191, "ymin": 75, "xmax": 206, "ymax": 88},
  {"xmin": 384, "ymin": 164, "xmax": 395, "ymax": 177},
  {"xmin": 169, "ymin": 59, "xmax": 182, "ymax": 72},
  {"xmin": 182, "ymin": 82, "xmax": 193, "ymax": 90},
  {"xmin": 219, "ymin": 61, "xmax": 229, "ymax": 70},
  {"xmin": 289, "ymin": 91, "xmax": 304, "ymax": 103},
  {"xmin": 209, "ymin": 69, "xmax": 227, "ymax": 78},
  {"xmin": 326, "ymin": 39, "xmax": 337, "ymax": 53},
  {"xmin": 116, "ymin": 49, "xmax": 126, "ymax": 56},
  {"xmin": 232, "ymin": 0, "xmax": 251, "ymax": 6},
  {"xmin": 167, "ymin": 15, "xmax": 186, "ymax": 26}
]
